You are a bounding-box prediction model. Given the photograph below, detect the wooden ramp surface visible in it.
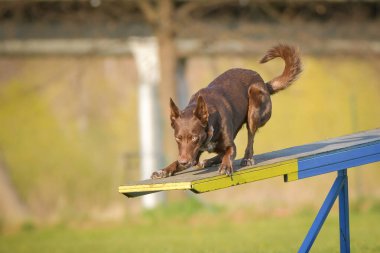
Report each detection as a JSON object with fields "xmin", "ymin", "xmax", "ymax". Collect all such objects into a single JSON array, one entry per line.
[{"xmin": 119, "ymin": 129, "xmax": 380, "ymax": 198}]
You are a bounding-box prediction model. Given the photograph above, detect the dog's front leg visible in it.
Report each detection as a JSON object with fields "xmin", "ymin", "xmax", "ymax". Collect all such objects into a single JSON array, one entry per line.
[
  {"xmin": 193, "ymin": 151, "xmax": 204, "ymax": 167},
  {"xmin": 218, "ymin": 145, "xmax": 235, "ymax": 176},
  {"xmin": 151, "ymin": 161, "xmax": 180, "ymax": 179},
  {"xmin": 199, "ymin": 154, "xmax": 223, "ymax": 168}
]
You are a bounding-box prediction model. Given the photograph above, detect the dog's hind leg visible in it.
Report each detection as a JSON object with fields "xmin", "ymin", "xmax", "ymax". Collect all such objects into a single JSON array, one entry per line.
[
  {"xmin": 241, "ymin": 124, "xmax": 256, "ymax": 167},
  {"xmin": 241, "ymin": 85, "xmax": 270, "ymax": 167}
]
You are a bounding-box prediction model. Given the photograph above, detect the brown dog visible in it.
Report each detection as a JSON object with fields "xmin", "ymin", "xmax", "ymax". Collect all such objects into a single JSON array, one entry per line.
[{"xmin": 151, "ymin": 44, "xmax": 302, "ymax": 179}]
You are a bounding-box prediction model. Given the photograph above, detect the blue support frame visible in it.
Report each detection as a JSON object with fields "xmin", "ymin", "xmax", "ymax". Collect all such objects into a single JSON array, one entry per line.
[
  {"xmin": 299, "ymin": 169, "xmax": 350, "ymax": 253},
  {"xmin": 339, "ymin": 170, "xmax": 350, "ymax": 253}
]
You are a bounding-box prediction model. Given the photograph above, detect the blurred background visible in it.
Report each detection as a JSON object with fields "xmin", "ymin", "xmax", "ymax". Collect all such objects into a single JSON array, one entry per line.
[{"xmin": 0, "ymin": 0, "xmax": 379, "ymax": 252}]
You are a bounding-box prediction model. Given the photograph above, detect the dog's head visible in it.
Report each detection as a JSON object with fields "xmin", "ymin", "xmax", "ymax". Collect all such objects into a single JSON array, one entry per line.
[{"xmin": 170, "ymin": 96, "xmax": 209, "ymax": 168}]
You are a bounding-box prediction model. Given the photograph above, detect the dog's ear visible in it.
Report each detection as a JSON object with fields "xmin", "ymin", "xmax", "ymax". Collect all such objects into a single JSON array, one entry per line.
[
  {"xmin": 170, "ymin": 98, "xmax": 180, "ymax": 127},
  {"xmin": 194, "ymin": 95, "xmax": 208, "ymax": 126}
]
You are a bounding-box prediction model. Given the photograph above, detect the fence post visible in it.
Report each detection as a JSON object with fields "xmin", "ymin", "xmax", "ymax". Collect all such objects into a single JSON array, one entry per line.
[{"xmin": 130, "ymin": 37, "xmax": 165, "ymax": 208}]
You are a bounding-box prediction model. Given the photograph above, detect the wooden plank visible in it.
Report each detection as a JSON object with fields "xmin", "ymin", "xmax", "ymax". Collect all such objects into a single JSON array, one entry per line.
[{"xmin": 119, "ymin": 128, "xmax": 380, "ymax": 198}]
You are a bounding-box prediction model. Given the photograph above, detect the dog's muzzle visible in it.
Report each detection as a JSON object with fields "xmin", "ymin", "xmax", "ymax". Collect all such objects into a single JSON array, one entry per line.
[{"xmin": 178, "ymin": 160, "xmax": 197, "ymax": 170}]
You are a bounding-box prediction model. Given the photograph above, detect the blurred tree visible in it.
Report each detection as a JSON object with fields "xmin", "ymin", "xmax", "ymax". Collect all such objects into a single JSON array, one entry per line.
[{"xmin": 137, "ymin": 0, "xmax": 177, "ymax": 113}]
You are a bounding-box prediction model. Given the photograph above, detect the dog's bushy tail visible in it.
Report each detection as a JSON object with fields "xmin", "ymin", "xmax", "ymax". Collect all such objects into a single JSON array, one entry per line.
[{"xmin": 260, "ymin": 44, "xmax": 302, "ymax": 95}]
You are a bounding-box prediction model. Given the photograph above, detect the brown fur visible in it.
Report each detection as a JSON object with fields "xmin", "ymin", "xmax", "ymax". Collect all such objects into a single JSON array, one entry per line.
[{"xmin": 151, "ymin": 44, "xmax": 302, "ymax": 179}]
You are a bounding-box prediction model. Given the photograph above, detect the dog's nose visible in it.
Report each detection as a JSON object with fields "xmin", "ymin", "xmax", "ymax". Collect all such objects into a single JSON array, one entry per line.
[{"xmin": 178, "ymin": 158, "xmax": 189, "ymax": 166}]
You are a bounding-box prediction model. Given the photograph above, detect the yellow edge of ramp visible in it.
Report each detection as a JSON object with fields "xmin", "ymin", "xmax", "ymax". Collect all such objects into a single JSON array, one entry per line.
[
  {"xmin": 191, "ymin": 159, "xmax": 299, "ymax": 193},
  {"xmin": 119, "ymin": 182, "xmax": 192, "ymax": 195},
  {"xmin": 285, "ymin": 172, "xmax": 299, "ymax": 182}
]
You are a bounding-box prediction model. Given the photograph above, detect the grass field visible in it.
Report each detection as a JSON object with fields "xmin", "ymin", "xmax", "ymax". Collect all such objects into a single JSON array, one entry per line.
[{"xmin": 1, "ymin": 199, "xmax": 379, "ymax": 253}]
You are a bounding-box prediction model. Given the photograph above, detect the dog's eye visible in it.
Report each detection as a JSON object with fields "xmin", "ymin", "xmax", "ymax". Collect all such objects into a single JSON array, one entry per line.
[
  {"xmin": 175, "ymin": 136, "xmax": 182, "ymax": 142},
  {"xmin": 191, "ymin": 136, "xmax": 198, "ymax": 142}
]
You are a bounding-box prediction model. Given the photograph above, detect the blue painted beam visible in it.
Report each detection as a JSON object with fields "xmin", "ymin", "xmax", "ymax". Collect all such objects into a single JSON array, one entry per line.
[
  {"xmin": 298, "ymin": 141, "xmax": 380, "ymax": 171},
  {"xmin": 298, "ymin": 152, "xmax": 380, "ymax": 179}
]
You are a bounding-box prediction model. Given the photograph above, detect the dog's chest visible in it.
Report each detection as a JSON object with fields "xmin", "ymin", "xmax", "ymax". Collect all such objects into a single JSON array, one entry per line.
[
  {"xmin": 200, "ymin": 125, "xmax": 217, "ymax": 153},
  {"xmin": 200, "ymin": 141, "xmax": 217, "ymax": 153}
]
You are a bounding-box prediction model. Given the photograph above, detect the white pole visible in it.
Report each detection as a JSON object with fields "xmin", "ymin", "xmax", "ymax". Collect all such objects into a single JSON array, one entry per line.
[{"xmin": 130, "ymin": 37, "xmax": 165, "ymax": 208}]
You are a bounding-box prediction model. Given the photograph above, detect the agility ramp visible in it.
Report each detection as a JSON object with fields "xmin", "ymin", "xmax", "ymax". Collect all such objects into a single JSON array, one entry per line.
[{"xmin": 119, "ymin": 128, "xmax": 380, "ymax": 253}]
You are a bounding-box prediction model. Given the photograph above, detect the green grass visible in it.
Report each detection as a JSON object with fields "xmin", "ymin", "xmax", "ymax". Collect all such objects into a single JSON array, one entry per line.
[{"xmin": 1, "ymin": 200, "xmax": 379, "ymax": 253}]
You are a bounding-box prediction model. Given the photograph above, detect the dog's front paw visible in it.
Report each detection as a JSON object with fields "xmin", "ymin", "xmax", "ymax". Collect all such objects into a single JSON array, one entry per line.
[
  {"xmin": 198, "ymin": 159, "xmax": 213, "ymax": 169},
  {"xmin": 218, "ymin": 161, "xmax": 233, "ymax": 177},
  {"xmin": 240, "ymin": 158, "xmax": 254, "ymax": 167},
  {"xmin": 197, "ymin": 161, "xmax": 205, "ymax": 169},
  {"xmin": 151, "ymin": 169, "xmax": 170, "ymax": 179}
]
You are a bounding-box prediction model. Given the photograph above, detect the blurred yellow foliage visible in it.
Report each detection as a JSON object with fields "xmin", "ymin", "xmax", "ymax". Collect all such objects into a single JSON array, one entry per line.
[{"xmin": 0, "ymin": 54, "xmax": 379, "ymax": 221}]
